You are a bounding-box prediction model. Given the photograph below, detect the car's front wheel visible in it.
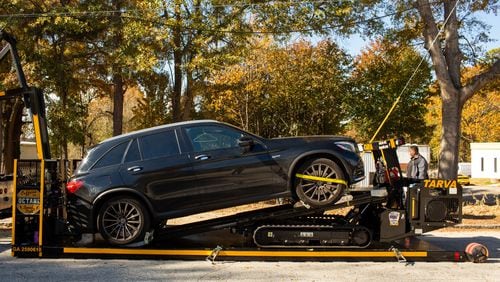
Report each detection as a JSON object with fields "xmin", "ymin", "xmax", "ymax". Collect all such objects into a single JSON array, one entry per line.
[
  {"xmin": 97, "ymin": 196, "xmax": 150, "ymax": 246},
  {"xmin": 295, "ymin": 158, "xmax": 346, "ymax": 208}
]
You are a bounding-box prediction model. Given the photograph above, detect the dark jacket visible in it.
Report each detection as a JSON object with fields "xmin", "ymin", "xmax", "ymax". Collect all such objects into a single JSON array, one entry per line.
[{"xmin": 407, "ymin": 154, "xmax": 428, "ymax": 179}]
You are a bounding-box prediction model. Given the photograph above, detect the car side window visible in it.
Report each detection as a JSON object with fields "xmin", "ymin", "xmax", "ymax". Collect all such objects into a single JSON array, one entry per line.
[
  {"xmin": 92, "ymin": 142, "xmax": 128, "ymax": 169},
  {"xmin": 140, "ymin": 130, "xmax": 180, "ymax": 160},
  {"xmin": 185, "ymin": 125, "xmax": 244, "ymax": 152},
  {"xmin": 124, "ymin": 139, "xmax": 141, "ymax": 163}
]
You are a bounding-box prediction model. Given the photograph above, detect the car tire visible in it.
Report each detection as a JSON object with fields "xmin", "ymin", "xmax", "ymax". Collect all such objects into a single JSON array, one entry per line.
[
  {"xmin": 97, "ymin": 196, "xmax": 150, "ymax": 246},
  {"xmin": 294, "ymin": 158, "xmax": 346, "ymax": 208}
]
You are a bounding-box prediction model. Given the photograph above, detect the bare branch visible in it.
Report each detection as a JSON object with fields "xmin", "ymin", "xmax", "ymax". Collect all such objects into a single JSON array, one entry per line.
[
  {"xmin": 459, "ymin": 35, "xmax": 477, "ymax": 64},
  {"xmin": 460, "ymin": 59, "xmax": 500, "ymax": 105}
]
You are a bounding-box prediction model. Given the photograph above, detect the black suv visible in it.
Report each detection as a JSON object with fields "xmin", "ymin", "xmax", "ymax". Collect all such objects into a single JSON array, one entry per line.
[{"xmin": 67, "ymin": 120, "xmax": 364, "ymax": 245}]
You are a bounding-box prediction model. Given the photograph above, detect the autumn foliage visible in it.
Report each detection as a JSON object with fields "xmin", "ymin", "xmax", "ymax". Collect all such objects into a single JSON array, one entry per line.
[
  {"xmin": 426, "ymin": 58, "xmax": 500, "ymax": 162},
  {"xmin": 202, "ymin": 38, "xmax": 351, "ymax": 137},
  {"xmin": 0, "ymin": 0, "xmax": 498, "ymax": 179}
]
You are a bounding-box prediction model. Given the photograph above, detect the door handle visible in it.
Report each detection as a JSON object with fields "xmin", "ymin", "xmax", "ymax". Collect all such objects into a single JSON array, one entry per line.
[
  {"xmin": 127, "ymin": 166, "xmax": 143, "ymax": 172},
  {"xmin": 194, "ymin": 154, "xmax": 210, "ymax": 161}
]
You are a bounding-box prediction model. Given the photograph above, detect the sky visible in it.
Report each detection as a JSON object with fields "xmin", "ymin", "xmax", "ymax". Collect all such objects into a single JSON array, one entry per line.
[{"xmin": 339, "ymin": 11, "xmax": 499, "ymax": 56}]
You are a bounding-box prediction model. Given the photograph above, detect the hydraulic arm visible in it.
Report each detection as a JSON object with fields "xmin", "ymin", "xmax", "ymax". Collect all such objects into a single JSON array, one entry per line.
[{"xmin": 0, "ymin": 31, "xmax": 50, "ymax": 159}]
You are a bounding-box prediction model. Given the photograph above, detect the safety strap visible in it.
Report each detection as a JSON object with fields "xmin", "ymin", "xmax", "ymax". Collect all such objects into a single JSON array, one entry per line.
[{"xmin": 295, "ymin": 174, "xmax": 347, "ymax": 186}]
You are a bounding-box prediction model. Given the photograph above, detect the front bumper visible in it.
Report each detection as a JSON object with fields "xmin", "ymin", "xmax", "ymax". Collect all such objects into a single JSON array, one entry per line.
[{"xmin": 352, "ymin": 159, "xmax": 365, "ymax": 184}]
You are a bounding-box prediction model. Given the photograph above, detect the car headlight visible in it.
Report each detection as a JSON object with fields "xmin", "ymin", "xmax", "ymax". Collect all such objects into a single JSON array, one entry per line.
[{"xmin": 335, "ymin": 141, "xmax": 358, "ymax": 153}]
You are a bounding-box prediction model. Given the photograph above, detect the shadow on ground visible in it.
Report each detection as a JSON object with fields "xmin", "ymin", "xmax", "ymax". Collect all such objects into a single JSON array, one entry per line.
[
  {"xmin": 0, "ymin": 230, "xmax": 11, "ymax": 253},
  {"xmin": 421, "ymin": 234, "xmax": 500, "ymax": 260},
  {"xmin": 462, "ymin": 214, "xmax": 496, "ymax": 220}
]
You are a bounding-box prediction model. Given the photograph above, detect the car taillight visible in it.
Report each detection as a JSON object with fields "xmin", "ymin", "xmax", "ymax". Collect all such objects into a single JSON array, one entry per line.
[{"xmin": 66, "ymin": 179, "xmax": 84, "ymax": 194}]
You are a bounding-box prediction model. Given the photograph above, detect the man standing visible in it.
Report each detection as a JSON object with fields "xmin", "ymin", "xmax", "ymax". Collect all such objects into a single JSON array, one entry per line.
[{"xmin": 407, "ymin": 145, "xmax": 429, "ymax": 180}]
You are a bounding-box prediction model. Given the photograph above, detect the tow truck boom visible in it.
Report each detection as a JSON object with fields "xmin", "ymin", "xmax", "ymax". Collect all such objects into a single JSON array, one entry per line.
[{"xmin": 0, "ymin": 30, "xmax": 51, "ymax": 160}]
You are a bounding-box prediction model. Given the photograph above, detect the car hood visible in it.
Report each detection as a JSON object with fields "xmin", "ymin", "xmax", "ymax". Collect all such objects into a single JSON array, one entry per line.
[{"xmin": 266, "ymin": 135, "xmax": 355, "ymax": 148}]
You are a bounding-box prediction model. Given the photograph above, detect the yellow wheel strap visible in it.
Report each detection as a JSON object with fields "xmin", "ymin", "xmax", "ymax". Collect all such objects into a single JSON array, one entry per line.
[{"xmin": 295, "ymin": 174, "xmax": 347, "ymax": 186}]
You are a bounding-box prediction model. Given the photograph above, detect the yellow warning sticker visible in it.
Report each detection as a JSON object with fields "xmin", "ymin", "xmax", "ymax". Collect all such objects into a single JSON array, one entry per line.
[{"xmin": 16, "ymin": 189, "xmax": 40, "ymax": 215}]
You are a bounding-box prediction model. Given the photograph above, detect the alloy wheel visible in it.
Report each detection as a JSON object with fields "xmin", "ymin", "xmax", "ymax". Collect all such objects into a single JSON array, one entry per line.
[
  {"xmin": 101, "ymin": 200, "xmax": 143, "ymax": 243},
  {"xmin": 298, "ymin": 163, "xmax": 342, "ymax": 203}
]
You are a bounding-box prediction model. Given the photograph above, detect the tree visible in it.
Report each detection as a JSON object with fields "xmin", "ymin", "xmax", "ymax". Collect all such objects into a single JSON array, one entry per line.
[
  {"xmin": 262, "ymin": 40, "xmax": 352, "ymax": 137},
  {"xmin": 347, "ymin": 39, "xmax": 433, "ymax": 142},
  {"xmin": 0, "ymin": 98, "xmax": 23, "ymax": 174},
  {"xmin": 161, "ymin": 0, "xmax": 378, "ymax": 123},
  {"xmin": 202, "ymin": 38, "xmax": 352, "ymax": 137},
  {"xmin": 130, "ymin": 71, "xmax": 172, "ymax": 130},
  {"xmin": 426, "ymin": 51, "xmax": 500, "ymax": 163},
  {"xmin": 87, "ymin": 0, "xmax": 161, "ymax": 136},
  {"xmin": 0, "ymin": 0, "xmax": 161, "ymax": 161},
  {"xmin": 0, "ymin": 52, "xmax": 24, "ymax": 174},
  {"xmin": 0, "ymin": 0, "xmax": 104, "ymax": 160},
  {"xmin": 160, "ymin": 0, "xmax": 254, "ymax": 122},
  {"xmin": 414, "ymin": 0, "xmax": 500, "ymax": 178},
  {"xmin": 0, "ymin": 0, "xmax": 395, "ymax": 162},
  {"xmin": 357, "ymin": 0, "xmax": 499, "ymax": 178}
]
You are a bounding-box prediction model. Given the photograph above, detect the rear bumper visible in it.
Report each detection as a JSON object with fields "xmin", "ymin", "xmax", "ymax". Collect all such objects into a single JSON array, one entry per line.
[
  {"xmin": 67, "ymin": 196, "xmax": 94, "ymax": 233},
  {"xmin": 0, "ymin": 207, "xmax": 11, "ymax": 219}
]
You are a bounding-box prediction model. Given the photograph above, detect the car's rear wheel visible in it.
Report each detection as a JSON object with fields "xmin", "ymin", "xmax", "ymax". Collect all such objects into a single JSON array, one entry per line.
[
  {"xmin": 295, "ymin": 158, "xmax": 346, "ymax": 207},
  {"xmin": 97, "ymin": 197, "xmax": 150, "ymax": 246}
]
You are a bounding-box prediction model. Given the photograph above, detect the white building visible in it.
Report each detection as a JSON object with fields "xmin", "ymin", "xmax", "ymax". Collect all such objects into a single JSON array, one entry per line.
[{"xmin": 470, "ymin": 143, "xmax": 499, "ymax": 179}]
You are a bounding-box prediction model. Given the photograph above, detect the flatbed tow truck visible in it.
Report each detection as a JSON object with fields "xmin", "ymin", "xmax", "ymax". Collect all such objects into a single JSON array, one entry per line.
[{"xmin": 1, "ymin": 31, "xmax": 489, "ymax": 263}]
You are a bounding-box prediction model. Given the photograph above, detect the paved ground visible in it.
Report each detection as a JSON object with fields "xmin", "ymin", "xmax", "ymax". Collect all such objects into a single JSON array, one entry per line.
[{"xmin": 0, "ymin": 230, "xmax": 498, "ymax": 281}]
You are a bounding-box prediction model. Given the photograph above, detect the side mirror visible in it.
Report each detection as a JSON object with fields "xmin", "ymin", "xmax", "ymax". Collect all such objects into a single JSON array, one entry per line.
[{"xmin": 238, "ymin": 136, "xmax": 254, "ymax": 152}]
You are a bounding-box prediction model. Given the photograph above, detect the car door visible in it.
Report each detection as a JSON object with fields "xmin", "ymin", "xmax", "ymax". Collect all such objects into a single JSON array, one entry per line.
[
  {"xmin": 180, "ymin": 124, "xmax": 283, "ymax": 210},
  {"xmin": 119, "ymin": 129, "xmax": 197, "ymax": 216}
]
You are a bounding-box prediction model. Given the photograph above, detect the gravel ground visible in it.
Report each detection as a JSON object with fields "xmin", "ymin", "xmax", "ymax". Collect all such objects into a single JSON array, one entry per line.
[
  {"xmin": 0, "ymin": 184, "xmax": 497, "ymax": 281},
  {"xmin": 0, "ymin": 230, "xmax": 499, "ymax": 281}
]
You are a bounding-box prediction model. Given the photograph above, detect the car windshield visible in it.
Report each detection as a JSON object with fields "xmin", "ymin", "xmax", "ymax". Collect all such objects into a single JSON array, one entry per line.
[{"xmin": 223, "ymin": 122, "xmax": 264, "ymax": 140}]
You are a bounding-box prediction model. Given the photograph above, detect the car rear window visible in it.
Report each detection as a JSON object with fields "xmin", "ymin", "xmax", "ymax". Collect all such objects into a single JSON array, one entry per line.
[
  {"xmin": 78, "ymin": 144, "xmax": 111, "ymax": 172},
  {"xmin": 140, "ymin": 130, "xmax": 180, "ymax": 160},
  {"xmin": 92, "ymin": 142, "xmax": 129, "ymax": 169}
]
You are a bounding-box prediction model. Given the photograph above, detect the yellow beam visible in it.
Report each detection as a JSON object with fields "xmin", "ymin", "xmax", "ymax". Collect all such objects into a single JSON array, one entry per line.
[
  {"xmin": 412, "ymin": 197, "xmax": 416, "ymax": 219},
  {"xmin": 38, "ymin": 160, "xmax": 45, "ymax": 257},
  {"xmin": 11, "ymin": 159, "xmax": 18, "ymax": 256},
  {"xmin": 63, "ymin": 247, "xmax": 427, "ymax": 258},
  {"xmin": 32, "ymin": 114, "xmax": 44, "ymax": 159}
]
